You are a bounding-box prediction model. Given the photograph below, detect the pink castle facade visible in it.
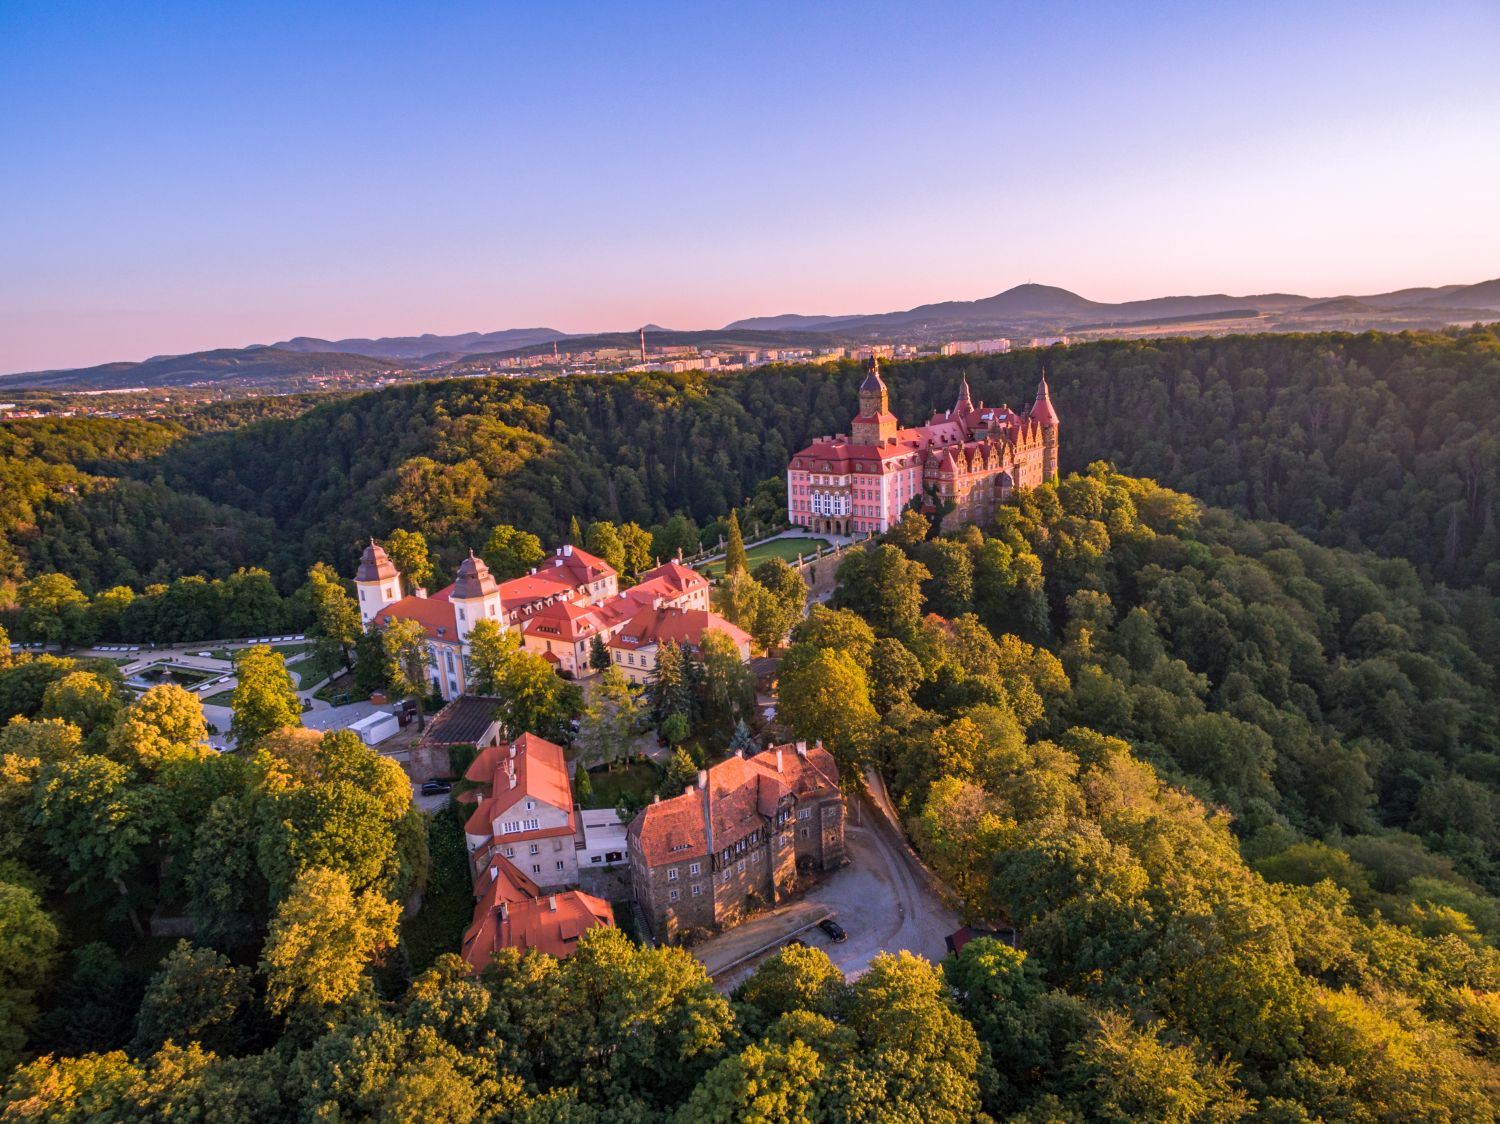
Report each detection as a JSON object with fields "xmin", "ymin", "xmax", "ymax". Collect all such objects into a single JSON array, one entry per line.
[{"xmin": 786, "ymin": 360, "xmax": 1060, "ymax": 535}]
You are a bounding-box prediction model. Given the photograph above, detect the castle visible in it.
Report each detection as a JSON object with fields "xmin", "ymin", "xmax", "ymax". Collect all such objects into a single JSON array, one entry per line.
[{"xmin": 786, "ymin": 359, "xmax": 1060, "ymax": 535}]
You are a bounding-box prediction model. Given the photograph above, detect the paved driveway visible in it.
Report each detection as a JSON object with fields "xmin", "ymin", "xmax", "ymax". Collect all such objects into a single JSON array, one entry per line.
[{"xmin": 699, "ymin": 793, "xmax": 958, "ymax": 989}]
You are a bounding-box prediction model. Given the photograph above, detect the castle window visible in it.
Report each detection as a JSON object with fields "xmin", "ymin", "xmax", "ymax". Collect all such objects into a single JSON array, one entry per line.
[{"xmin": 669, "ymin": 889, "xmax": 680, "ymax": 903}]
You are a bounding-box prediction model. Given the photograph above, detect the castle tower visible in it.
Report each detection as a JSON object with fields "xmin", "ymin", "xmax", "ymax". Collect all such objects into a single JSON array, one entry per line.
[
  {"xmin": 450, "ymin": 551, "xmax": 503, "ymax": 642},
  {"xmin": 954, "ymin": 373, "xmax": 974, "ymax": 416},
  {"xmin": 851, "ymin": 357, "xmax": 898, "ymax": 446},
  {"xmin": 1031, "ymin": 373, "xmax": 1061, "ymax": 481},
  {"xmin": 355, "ymin": 539, "xmax": 402, "ymax": 627}
]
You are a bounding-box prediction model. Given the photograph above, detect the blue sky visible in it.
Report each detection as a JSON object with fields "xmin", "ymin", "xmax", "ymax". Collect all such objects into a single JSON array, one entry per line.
[{"xmin": 2, "ymin": 0, "xmax": 1497, "ymax": 372}]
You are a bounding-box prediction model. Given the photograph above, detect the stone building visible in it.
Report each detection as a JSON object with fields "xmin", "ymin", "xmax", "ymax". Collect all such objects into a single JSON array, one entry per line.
[
  {"xmin": 786, "ymin": 359, "xmax": 1061, "ymax": 535},
  {"xmin": 627, "ymin": 742, "xmax": 844, "ymax": 944}
]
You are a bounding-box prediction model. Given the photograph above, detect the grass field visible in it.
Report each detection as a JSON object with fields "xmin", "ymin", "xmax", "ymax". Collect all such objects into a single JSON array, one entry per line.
[
  {"xmin": 202, "ymin": 687, "xmax": 237, "ymax": 706},
  {"xmin": 583, "ymin": 761, "xmax": 661, "ymax": 810},
  {"xmin": 289, "ymin": 647, "xmax": 343, "ymax": 688},
  {"xmin": 700, "ymin": 536, "xmax": 831, "ymax": 577}
]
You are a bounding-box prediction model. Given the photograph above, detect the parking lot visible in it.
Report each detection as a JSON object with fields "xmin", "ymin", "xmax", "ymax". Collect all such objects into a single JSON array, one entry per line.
[{"xmin": 699, "ymin": 793, "xmax": 959, "ymax": 990}]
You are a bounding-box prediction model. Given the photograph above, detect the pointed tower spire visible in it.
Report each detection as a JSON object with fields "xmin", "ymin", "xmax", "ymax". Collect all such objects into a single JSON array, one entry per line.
[
  {"xmin": 955, "ymin": 372, "xmax": 973, "ymax": 415},
  {"xmin": 1031, "ymin": 370, "xmax": 1059, "ymax": 427},
  {"xmin": 1032, "ymin": 367, "xmax": 1060, "ymax": 482}
]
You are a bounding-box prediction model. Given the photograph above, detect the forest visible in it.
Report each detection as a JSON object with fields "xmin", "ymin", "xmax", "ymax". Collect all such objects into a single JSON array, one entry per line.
[
  {"xmin": 0, "ymin": 326, "xmax": 1495, "ymax": 601},
  {"xmin": 1, "ymin": 327, "xmax": 1498, "ymax": 1119},
  {"xmin": 1, "ymin": 465, "xmax": 1497, "ymax": 1119}
]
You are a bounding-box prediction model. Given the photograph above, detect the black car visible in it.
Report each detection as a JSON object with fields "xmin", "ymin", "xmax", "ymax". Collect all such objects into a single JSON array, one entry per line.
[
  {"xmin": 419, "ymin": 781, "xmax": 452, "ymax": 796},
  {"xmin": 818, "ymin": 918, "xmax": 848, "ymax": 943}
]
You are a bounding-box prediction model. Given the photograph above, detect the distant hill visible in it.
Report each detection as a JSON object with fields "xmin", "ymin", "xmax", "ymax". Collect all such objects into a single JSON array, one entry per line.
[
  {"xmin": 272, "ymin": 327, "xmax": 567, "ymax": 361},
  {"xmin": 727, "ymin": 279, "xmax": 1500, "ymax": 337},
  {"xmin": 1420, "ymin": 278, "xmax": 1500, "ymax": 310},
  {"xmin": 11, "ymin": 277, "xmax": 1496, "ymax": 392},
  {"xmin": 0, "ymin": 346, "xmax": 402, "ymax": 391},
  {"xmin": 1301, "ymin": 298, "xmax": 1376, "ymax": 314},
  {"xmin": 723, "ymin": 312, "xmax": 863, "ymax": 331}
]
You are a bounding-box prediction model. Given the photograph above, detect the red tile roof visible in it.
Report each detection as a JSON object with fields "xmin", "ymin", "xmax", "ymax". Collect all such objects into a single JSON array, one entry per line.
[
  {"xmin": 609, "ymin": 606, "xmax": 750, "ymax": 653},
  {"xmin": 376, "ymin": 595, "xmax": 459, "ymax": 643},
  {"xmin": 463, "ymin": 734, "xmax": 576, "ymax": 840},
  {"xmin": 461, "ymin": 857, "xmax": 613, "ymax": 969},
  {"xmin": 628, "ymin": 743, "xmax": 840, "ymax": 867}
]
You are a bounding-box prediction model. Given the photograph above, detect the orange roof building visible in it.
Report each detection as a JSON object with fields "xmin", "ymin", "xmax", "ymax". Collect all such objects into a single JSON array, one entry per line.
[
  {"xmin": 460, "ymin": 856, "xmax": 613, "ymax": 970},
  {"xmin": 463, "ymin": 733, "xmax": 580, "ymax": 888},
  {"xmin": 518, "ymin": 559, "xmax": 712, "ymax": 677},
  {"xmin": 608, "ymin": 606, "xmax": 751, "ymax": 685},
  {"xmin": 352, "ymin": 542, "xmax": 720, "ymax": 696}
]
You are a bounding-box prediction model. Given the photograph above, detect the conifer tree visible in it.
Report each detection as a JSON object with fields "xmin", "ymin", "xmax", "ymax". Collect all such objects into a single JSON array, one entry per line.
[
  {"xmin": 589, "ymin": 634, "xmax": 611, "ymax": 673},
  {"xmin": 647, "ymin": 640, "xmax": 695, "ymax": 728},
  {"xmin": 725, "ymin": 509, "xmax": 748, "ymax": 576},
  {"xmin": 569, "ymin": 515, "xmax": 583, "ymax": 546}
]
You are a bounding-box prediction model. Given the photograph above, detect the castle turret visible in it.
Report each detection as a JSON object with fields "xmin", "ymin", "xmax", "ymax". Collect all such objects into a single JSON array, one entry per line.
[
  {"xmin": 851, "ymin": 357, "xmax": 898, "ymax": 445},
  {"xmin": 355, "ymin": 539, "xmax": 402, "ymax": 627},
  {"xmin": 1031, "ymin": 373, "xmax": 1060, "ymax": 481},
  {"xmin": 450, "ymin": 551, "xmax": 502, "ymax": 642},
  {"xmin": 954, "ymin": 373, "xmax": 974, "ymax": 416}
]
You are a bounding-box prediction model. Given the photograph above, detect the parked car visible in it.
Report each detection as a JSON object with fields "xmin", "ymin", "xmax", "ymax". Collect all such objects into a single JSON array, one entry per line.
[
  {"xmin": 818, "ymin": 918, "xmax": 848, "ymax": 943},
  {"xmin": 420, "ymin": 780, "xmax": 452, "ymax": 796}
]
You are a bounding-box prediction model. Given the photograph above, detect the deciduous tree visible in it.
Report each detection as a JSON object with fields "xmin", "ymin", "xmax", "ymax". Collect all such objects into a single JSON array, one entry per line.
[
  {"xmin": 230, "ymin": 645, "xmax": 301, "ymax": 749},
  {"xmin": 260, "ymin": 867, "xmax": 400, "ymax": 1015}
]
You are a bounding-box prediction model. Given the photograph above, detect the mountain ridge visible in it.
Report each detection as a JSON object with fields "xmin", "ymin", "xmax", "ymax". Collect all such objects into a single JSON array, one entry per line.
[{"xmin": 5, "ymin": 278, "xmax": 1497, "ymax": 390}]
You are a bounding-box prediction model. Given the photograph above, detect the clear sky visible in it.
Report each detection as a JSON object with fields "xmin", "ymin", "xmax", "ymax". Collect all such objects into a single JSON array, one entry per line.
[{"xmin": 2, "ymin": 0, "xmax": 1497, "ymax": 373}]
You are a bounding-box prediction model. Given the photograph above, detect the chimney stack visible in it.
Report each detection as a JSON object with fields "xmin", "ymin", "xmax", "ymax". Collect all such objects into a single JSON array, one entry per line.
[
  {"xmin": 548, "ymin": 894, "xmax": 557, "ymax": 912},
  {"xmin": 697, "ymin": 769, "xmax": 708, "ymax": 790},
  {"xmin": 796, "ymin": 741, "xmax": 808, "ymax": 758},
  {"xmin": 499, "ymin": 902, "xmax": 508, "ymax": 921},
  {"xmin": 776, "ymin": 748, "xmax": 783, "ymax": 773}
]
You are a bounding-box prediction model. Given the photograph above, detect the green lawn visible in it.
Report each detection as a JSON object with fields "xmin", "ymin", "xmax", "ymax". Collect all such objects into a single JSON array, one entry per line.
[
  {"xmin": 700, "ymin": 536, "xmax": 831, "ymax": 578},
  {"xmin": 583, "ymin": 761, "xmax": 661, "ymax": 810},
  {"xmin": 202, "ymin": 687, "xmax": 237, "ymax": 706},
  {"xmin": 290, "ymin": 646, "xmax": 344, "ymax": 687}
]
